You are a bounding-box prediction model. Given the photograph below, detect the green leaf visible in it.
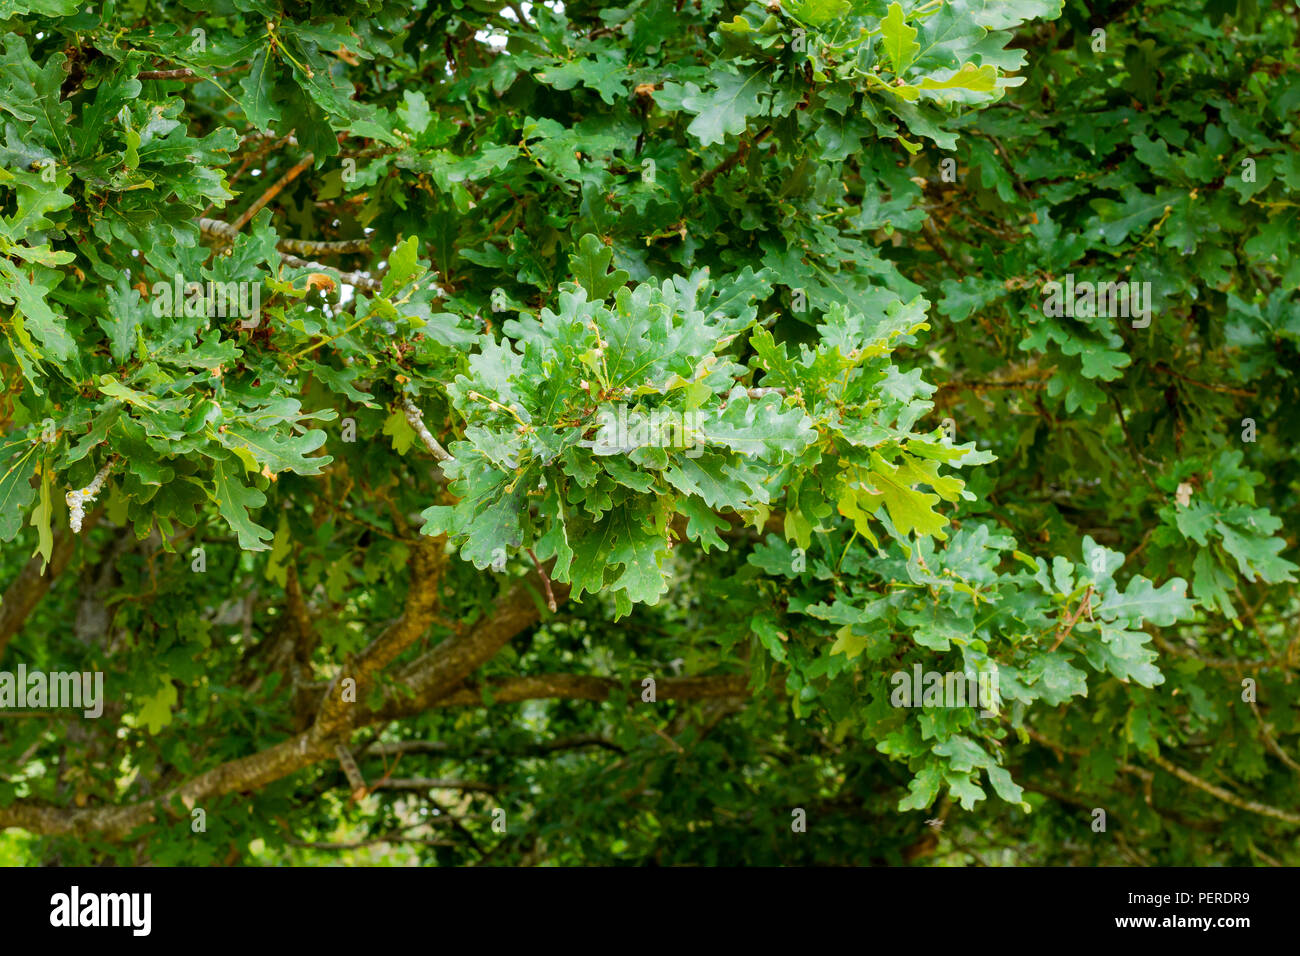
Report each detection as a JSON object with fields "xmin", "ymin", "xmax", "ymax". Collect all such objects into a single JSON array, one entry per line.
[
  {"xmin": 0, "ymin": 444, "xmax": 37, "ymax": 541},
  {"xmin": 918, "ymin": 63, "xmax": 997, "ymax": 96},
  {"xmin": 785, "ymin": 0, "xmax": 850, "ymax": 26},
  {"xmin": 567, "ymin": 234, "xmax": 630, "ymax": 301},
  {"xmin": 136, "ymin": 679, "xmax": 178, "ymax": 735},
  {"xmin": 898, "ymin": 762, "xmax": 943, "ymax": 811},
  {"xmin": 830, "ymin": 624, "xmax": 869, "ymax": 658},
  {"xmin": 867, "ymin": 452, "xmax": 948, "ymax": 539},
  {"xmin": 382, "ymin": 408, "xmax": 416, "ymax": 454},
  {"xmin": 381, "ymin": 236, "xmax": 424, "ymax": 295},
  {"xmin": 880, "ymin": 3, "xmax": 920, "ymax": 74},
  {"xmin": 674, "ymin": 69, "xmax": 771, "ymax": 147},
  {"xmin": 219, "ymin": 426, "xmax": 331, "ymax": 476},
  {"xmin": 238, "ymin": 46, "xmax": 282, "ymax": 132},
  {"xmin": 211, "ymin": 459, "xmax": 273, "ymax": 551},
  {"xmin": 0, "ymin": 261, "xmax": 74, "ymax": 362}
]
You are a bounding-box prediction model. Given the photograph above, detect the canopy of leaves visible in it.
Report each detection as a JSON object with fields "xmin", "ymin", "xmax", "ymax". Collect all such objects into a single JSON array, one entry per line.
[{"xmin": 0, "ymin": 0, "xmax": 1295, "ymax": 866}]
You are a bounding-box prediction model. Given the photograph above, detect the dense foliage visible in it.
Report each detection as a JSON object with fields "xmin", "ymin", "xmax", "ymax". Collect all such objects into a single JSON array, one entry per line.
[{"xmin": 0, "ymin": 0, "xmax": 1296, "ymax": 865}]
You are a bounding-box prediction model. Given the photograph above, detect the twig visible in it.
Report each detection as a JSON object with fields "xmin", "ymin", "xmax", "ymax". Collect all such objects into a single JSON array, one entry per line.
[
  {"xmin": 948, "ymin": 204, "xmax": 1022, "ymax": 242},
  {"xmin": 1148, "ymin": 630, "xmax": 1291, "ymax": 673},
  {"xmin": 231, "ymin": 153, "xmax": 316, "ymax": 233},
  {"xmin": 969, "ymin": 128, "xmax": 1031, "ymax": 201},
  {"xmin": 1152, "ymin": 363, "xmax": 1258, "ymax": 398},
  {"xmin": 1018, "ymin": 721, "xmax": 1300, "ymax": 825},
  {"xmin": 1247, "ymin": 840, "xmax": 1282, "ymax": 867},
  {"xmin": 277, "ymin": 236, "xmax": 372, "ymax": 256},
  {"xmin": 66, "ymin": 459, "xmax": 114, "ymax": 533},
  {"xmin": 289, "ymin": 835, "xmax": 459, "ymax": 850},
  {"xmin": 400, "ymin": 398, "xmax": 455, "ymax": 463},
  {"xmin": 362, "ymin": 734, "xmax": 624, "ymax": 758},
  {"xmin": 527, "ymin": 548, "xmax": 557, "ymax": 612},
  {"xmin": 138, "ymin": 66, "xmax": 248, "ymax": 82},
  {"xmin": 1149, "ymin": 751, "xmax": 1300, "ymax": 825},
  {"xmin": 694, "ymin": 126, "xmax": 772, "ymax": 193},
  {"xmin": 138, "ymin": 68, "xmax": 198, "ymax": 80},
  {"xmin": 1049, "ymin": 585, "xmax": 1093, "ymax": 652},
  {"xmin": 369, "ymin": 778, "xmax": 501, "ymax": 793},
  {"xmin": 633, "ymin": 715, "xmax": 686, "ymax": 754},
  {"xmin": 922, "ymin": 217, "xmax": 960, "ymax": 271},
  {"xmin": 334, "ymin": 743, "xmax": 368, "ymax": 803},
  {"xmin": 1109, "ymin": 392, "xmax": 1159, "ymax": 489},
  {"xmin": 935, "ymin": 378, "xmax": 1049, "ymax": 394},
  {"xmin": 1247, "ymin": 700, "xmax": 1300, "ymax": 775}
]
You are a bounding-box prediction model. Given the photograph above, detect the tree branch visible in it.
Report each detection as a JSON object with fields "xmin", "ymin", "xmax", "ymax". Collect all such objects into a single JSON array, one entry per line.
[
  {"xmin": 198, "ymin": 218, "xmax": 383, "ymax": 292},
  {"xmin": 423, "ymin": 673, "xmax": 751, "ymax": 709},
  {"xmin": 362, "ymin": 734, "xmax": 626, "ymax": 758},
  {"xmin": 400, "ymin": 398, "xmax": 455, "ymax": 463},
  {"xmin": 1148, "ymin": 751, "xmax": 1300, "ymax": 825},
  {"xmin": 0, "ymin": 509, "xmax": 101, "ymax": 662},
  {"xmin": 366, "ymin": 778, "xmax": 501, "ymax": 793},
  {"xmin": 1247, "ymin": 700, "xmax": 1300, "ymax": 775},
  {"xmin": 231, "ymin": 153, "xmax": 316, "ymax": 233},
  {"xmin": 312, "ymin": 536, "xmax": 447, "ymax": 738},
  {"xmin": 0, "ymin": 564, "xmax": 563, "ymax": 838}
]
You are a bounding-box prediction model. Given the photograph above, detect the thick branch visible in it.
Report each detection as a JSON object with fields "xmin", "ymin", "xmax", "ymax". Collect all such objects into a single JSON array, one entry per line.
[
  {"xmin": 0, "ymin": 556, "xmax": 754, "ymax": 840},
  {"xmin": 0, "ymin": 565, "xmax": 562, "ymax": 838},
  {"xmin": 277, "ymin": 252, "xmax": 383, "ymax": 294},
  {"xmin": 198, "ymin": 218, "xmax": 382, "ymax": 292},
  {"xmin": 312, "ymin": 536, "xmax": 447, "ymax": 737},
  {"xmin": 374, "ymin": 578, "xmax": 571, "ymax": 722},
  {"xmin": 199, "ymin": 217, "xmax": 367, "ymax": 255}
]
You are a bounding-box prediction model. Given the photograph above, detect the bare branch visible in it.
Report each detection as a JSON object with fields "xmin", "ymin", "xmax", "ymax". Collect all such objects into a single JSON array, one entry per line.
[
  {"xmin": 425, "ymin": 673, "xmax": 751, "ymax": 709},
  {"xmin": 400, "ymin": 398, "xmax": 455, "ymax": 463},
  {"xmin": 1247, "ymin": 700, "xmax": 1300, "ymax": 775},
  {"xmin": 367, "ymin": 778, "xmax": 501, "ymax": 793},
  {"xmin": 232, "ymin": 154, "xmax": 316, "ymax": 233},
  {"xmin": 363, "ymin": 734, "xmax": 625, "ymax": 758},
  {"xmin": 1148, "ymin": 751, "xmax": 1300, "ymax": 825},
  {"xmin": 198, "ymin": 218, "xmax": 383, "ymax": 292}
]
